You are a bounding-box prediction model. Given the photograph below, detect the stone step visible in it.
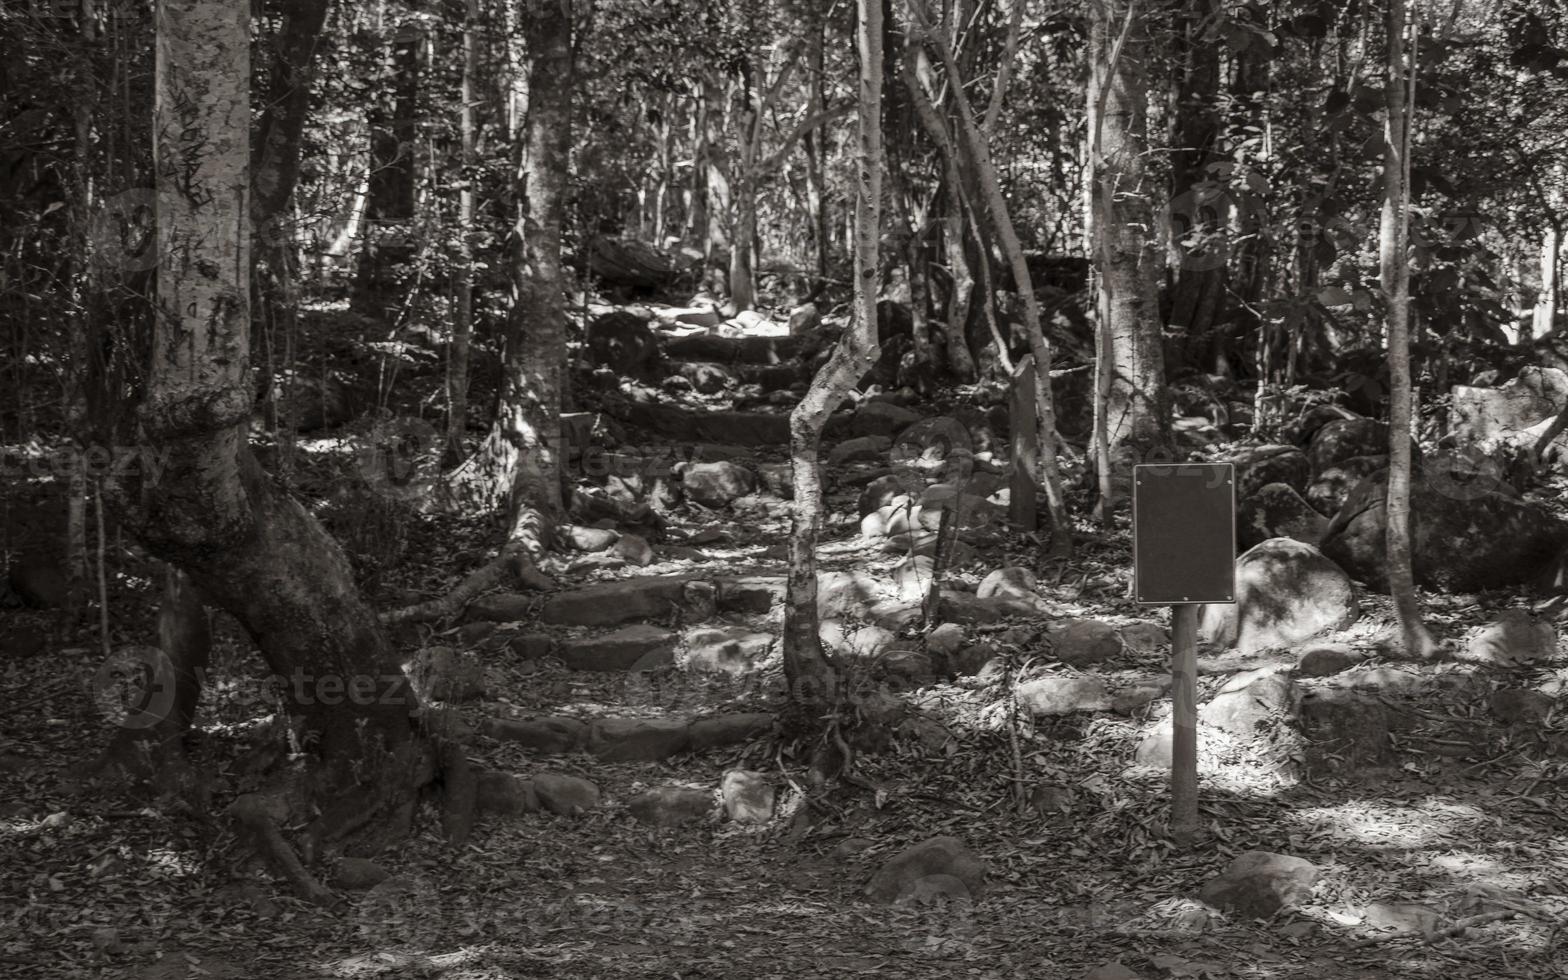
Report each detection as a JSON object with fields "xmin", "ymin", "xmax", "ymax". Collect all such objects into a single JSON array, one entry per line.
[
  {"xmin": 662, "ymin": 333, "xmax": 802, "ymax": 364},
  {"xmin": 480, "ymin": 711, "xmax": 774, "ymax": 760}
]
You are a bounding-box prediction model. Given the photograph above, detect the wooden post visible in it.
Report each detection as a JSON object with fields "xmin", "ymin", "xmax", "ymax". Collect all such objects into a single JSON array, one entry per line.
[
  {"xmin": 1169, "ymin": 602, "xmax": 1199, "ymax": 846},
  {"xmin": 1009, "ymin": 353, "xmax": 1038, "ymax": 533}
]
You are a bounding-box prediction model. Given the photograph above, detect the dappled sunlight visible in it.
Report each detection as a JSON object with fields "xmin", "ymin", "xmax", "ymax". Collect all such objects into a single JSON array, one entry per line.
[{"xmin": 1287, "ymin": 799, "xmax": 1493, "ymax": 849}]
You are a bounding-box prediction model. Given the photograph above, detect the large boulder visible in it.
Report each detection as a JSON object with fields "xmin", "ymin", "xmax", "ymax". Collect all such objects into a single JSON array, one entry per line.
[
  {"xmin": 679, "ymin": 460, "xmax": 756, "ymax": 508},
  {"xmin": 1232, "ymin": 444, "xmax": 1311, "ymax": 499},
  {"xmin": 1319, "ymin": 463, "xmax": 1568, "ymax": 594},
  {"xmin": 627, "ymin": 785, "xmax": 713, "ymax": 826},
  {"xmin": 851, "ymin": 401, "xmax": 924, "ymax": 439},
  {"xmin": 1450, "ymin": 366, "xmax": 1568, "ymax": 452},
  {"xmin": 587, "ymin": 310, "xmax": 660, "ymax": 378},
  {"xmin": 1307, "ymin": 419, "xmax": 1418, "ymax": 476},
  {"xmin": 1198, "ymin": 851, "xmax": 1319, "ymax": 918},
  {"xmin": 1199, "ymin": 538, "xmax": 1358, "ymax": 655},
  {"xmin": 1305, "ymin": 453, "xmax": 1387, "ymax": 516},
  {"xmin": 1237, "ymin": 483, "xmax": 1329, "ymax": 550}
]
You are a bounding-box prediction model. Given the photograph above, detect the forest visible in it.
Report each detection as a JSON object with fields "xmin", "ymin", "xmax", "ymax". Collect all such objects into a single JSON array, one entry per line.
[{"xmin": 3, "ymin": 0, "xmax": 1568, "ymax": 977}]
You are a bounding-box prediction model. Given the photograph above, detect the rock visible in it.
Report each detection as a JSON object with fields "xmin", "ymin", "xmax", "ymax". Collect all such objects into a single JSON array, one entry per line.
[
  {"xmin": 1450, "ymin": 366, "xmax": 1568, "ymax": 451},
  {"xmin": 1294, "ymin": 643, "xmax": 1362, "ymax": 677},
  {"xmin": 715, "ymin": 575, "xmax": 784, "ymax": 614},
  {"xmin": 859, "ymin": 473, "xmax": 913, "ymax": 518},
  {"xmin": 1319, "ymin": 463, "xmax": 1567, "ymax": 593},
  {"xmin": 687, "ymin": 712, "xmax": 774, "ymax": 751},
  {"xmin": 815, "ymin": 571, "xmax": 883, "ymax": 620},
  {"xmin": 1238, "ymin": 483, "xmax": 1329, "ymax": 550},
  {"xmin": 1029, "ymin": 782, "xmax": 1075, "ymax": 814},
  {"xmin": 565, "ymin": 526, "xmax": 621, "ymax": 551},
  {"xmin": 1296, "ymin": 688, "xmax": 1402, "ymax": 769},
  {"xmin": 851, "ymin": 401, "xmax": 923, "ymax": 438},
  {"xmin": 334, "ymin": 857, "xmax": 390, "ymax": 891},
  {"xmin": 559, "ymin": 625, "xmax": 677, "ymax": 671},
  {"xmin": 533, "ymin": 773, "xmax": 600, "ymax": 816},
  {"xmin": 927, "ymin": 623, "xmax": 966, "ymax": 657},
  {"xmin": 1113, "ymin": 677, "xmax": 1169, "ymax": 715},
  {"xmin": 1363, "ymin": 901, "xmax": 1443, "ymax": 934},
  {"xmin": 820, "ymin": 621, "xmax": 896, "ymax": 659},
  {"xmin": 590, "ymin": 717, "xmax": 691, "ymax": 761},
  {"xmin": 1197, "ymin": 851, "xmax": 1319, "ymax": 918},
  {"xmin": 475, "ymin": 771, "xmax": 540, "ymax": 815},
  {"xmin": 1489, "ymin": 688, "xmax": 1555, "ymax": 724},
  {"xmin": 1307, "ymin": 418, "xmax": 1418, "ymax": 475},
  {"xmin": 1016, "ymin": 675, "xmax": 1112, "ymax": 716},
  {"xmin": 627, "ymin": 785, "xmax": 713, "ymax": 826},
  {"xmin": 480, "ymin": 716, "xmax": 588, "ymax": 754},
  {"xmin": 7, "ymin": 554, "xmax": 67, "ymax": 609},
  {"xmin": 877, "ymin": 647, "xmax": 935, "ymax": 687},
  {"xmin": 1306, "ymin": 453, "xmax": 1387, "ymax": 517},
  {"xmin": 1083, "ymin": 964, "xmax": 1144, "ymax": 980},
  {"xmin": 609, "ymin": 533, "xmax": 654, "ymax": 566},
  {"xmin": 1048, "ymin": 620, "xmax": 1123, "ymax": 666},
  {"xmin": 977, "ymin": 566, "xmax": 1037, "ymax": 600},
  {"xmin": 1119, "ymin": 621, "xmax": 1169, "ymax": 654},
  {"xmin": 679, "ymin": 361, "xmax": 733, "ymax": 394},
  {"xmin": 458, "ymin": 621, "xmax": 496, "ymax": 645},
  {"xmin": 890, "ymin": 554, "xmax": 936, "ymax": 600},
  {"xmin": 507, "ymin": 632, "xmax": 554, "ymax": 660},
  {"xmin": 721, "ymin": 770, "xmax": 774, "ymax": 823},
  {"xmin": 404, "ymin": 646, "xmax": 487, "ymax": 703},
  {"xmin": 466, "ymin": 592, "xmax": 536, "ymax": 623},
  {"xmin": 1199, "ymin": 668, "xmax": 1295, "ymax": 734},
  {"xmin": 756, "ymin": 462, "xmax": 792, "ymax": 498},
  {"xmin": 864, "ymin": 836, "xmax": 987, "ymax": 904},
  {"xmin": 951, "ymin": 642, "xmax": 998, "ymax": 678},
  {"xmin": 587, "ymin": 310, "xmax": 659, "ymax": 377},
  {"xmin": 541, "ymin": 576, "xmax": 696, "ymax": 626},
  {"xmin": 1133, "ymin": 728, "xmax": 1173, "ymax": 767},
  {"xmin": 1199, "ymin": 538, "xmax": 1358, "ymax": 655},
  {"xmin": 1462, "ymin": 609, "xmax": 1557, "ymax": 666},
  {"xmin": 680, "ymin": 461, "xmax": 756, "ymax": 508},
  {"xmin": 682, "ymin": 627, "xmax": 773, "ymax": 675},
  {"xmin": 1232, "ymin": 444, "xmax": 1311, "ymax": 498},
  {"xmin": 828, "ymin": 435, "xmax": 892, "ymax": 466}
]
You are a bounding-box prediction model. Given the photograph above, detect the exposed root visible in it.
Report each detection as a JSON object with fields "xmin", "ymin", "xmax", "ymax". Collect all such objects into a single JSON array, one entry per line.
[{"xmin": 230, "ymin": 792, "xmax": 337, "ymax": 906}]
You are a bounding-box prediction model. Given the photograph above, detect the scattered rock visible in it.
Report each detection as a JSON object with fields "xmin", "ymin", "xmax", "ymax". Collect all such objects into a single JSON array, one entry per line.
[
  {"xmin": 864, "ymin": 836, "xmax": 987, "ymax": 904},
  {"xmin": 334, "ymin": 858, "xmax": 390, "ymax": 891},
  {"xmin": 1238, "ymin": 482, "xmax": 1330, "ymax": 550},
  {"xmin": 1199, "ymin": 538, "xmax": 1358, "ymax": 655},
  {"xmin": 977, "ymin": 566, "xmax": 1037, "ymax": 601},
  {"xmin": 926, "ymin": 623, "xmax": 966, "ymax": 657},
  {"xmin": 465, "ymin": 592, "xmax": 535, "ymax": 623},
  {"xmin": 1199, "ymin": 668, "xmax": 1295, "ymax": 734},
  {"xmin": 532, "ymin": 773, "xmax": 600, "ymax": 816},
  {"xmin": 680, "ymin": 461, "xmax": 757, "ymax": 508},
  {"xmin": 507, "ymin": 632, "xmax": 554, "ymax": 660},
  {"xmin": 404, "ymin": 646, "xmax": 487, "ymax": 703},
  {"xmin": 565, "ymin": 526, "xmax": 621, "ymax": 552},
  {"xmin": 679, "ymin": 361, "xmax": 734, "ymax": 394},
  {"xmin": 720, "ymin": 770, "xmax": 774, "ymax": 823},
  {"xmin": 1232, "ymin": 444, "xmax": 1311, "ymax": 498},
  {"xmin": 1450, "ymin": 366, "xmax": 1568, "ymax": 452},
  {"xmin": 1048, "ymin": 620, "xmax": 1123, "ymax": 666},
  {"xmin": 1029, "ymin": 782, "xmax": 1074, "ymax": 814},
  {"xmin": 542, "ymin": 576, "xmax": 696, "ymax": 626},
  {"xmin": 589, "ymin": 717, "xmax": 691, "ymax": 761},
  {"xmin": 828, "ymin": 435, "xmax": 892, "ymax": 466},
  {"xmin": 877, "ymin": 647, "xmax": 936, "ymax": 687},
  {"xmin": 1364, "ymin": 901, "xmax": 1444, "ymax": 934},
  {"xmin": 1320, "ymin": 463, "xmax": 1567, "ymax": 594},
  {"xmin": 1198, "ymin": 851, "xmax": 1319, "ymax": 918},
  {"xmin": 609, "ymin": 533, "xmax": 654, "ymax": 566},
  {"xmin": 820, "ymin": 621, "xmax": 897, "ymax": 659},
  {"xmin": 687, "ymin": 712, "xmax": 774, "ymax": 752},
  {"xmin": 682, "ymin": 627, "xmax": 773, "ymax": 675},
  {"xmin": 1294, "ymin": 642, "xmax": 1362, "ymax": 677},
  {"xmin": 559, "ymin": 625, "xmax": 677, "ymax": 671},
  {"xmin": 627, "ymin": 785, "xmax": 713, "ymax": 826},
  {"xmin": 479, "ymin": 716, "xmax": 588, "ymax": 754},
  {"xmin": 1118, "ymin": 622, "xmax": 1168, "ymax": 654},
  {"xmin": 476, "ymin": 770, "xmax": 540, "ymax": 815},
  {"xmin": 587, "ymin": 310, "xmax": 659, "ymax": 377},
  {"xmin": 1016, "ymin": 675, "xmax": 1112, "ymax": 716},
  {"xmin": 756, "ymin": 462, "xmax": 793, "ymax": 498},
  {"xmin": 859, "ymin": 473, "xmax": 913, "ymax": 518},
  {"xmin": 1308, "ymin": 418, "xmax": 1417, "ymax": 475},
  {"xmin": 1296, "ymin": 688, "xmax": 1403, "ymax": 769},
  {"xmin": 715, "ymin": 575, "xmax": 785, "ymax": 614},
  {"xmin": 1305, "ymin": 453, "xmax": 1388, "ymax": 517},
  {"xmin": 1489, "ymin": 687, "xmax": 1555, "ymax": 724},
  {"xmin": 1462, "ymin": 609, "xmax": 1557, "ymax": 666},
  {"xmin": 851, "ymin": 401, "xmax": 923, "ymax": 438}
]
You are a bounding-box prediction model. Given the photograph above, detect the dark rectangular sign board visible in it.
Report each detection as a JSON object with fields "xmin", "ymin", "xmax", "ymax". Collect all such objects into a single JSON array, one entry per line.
[{"xmin": 1133, "ymin": 462, "xmax": 1236, "ymax": 605}]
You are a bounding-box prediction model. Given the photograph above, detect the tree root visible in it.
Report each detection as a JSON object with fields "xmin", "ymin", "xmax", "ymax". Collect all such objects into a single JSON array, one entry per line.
[
  {"xmin": 381, "ymin": 539, "xmax": 552, "ymax": 625},
  {"xmin": 230, "ymin": 793, "xmax": 336, "ymax": 906}
]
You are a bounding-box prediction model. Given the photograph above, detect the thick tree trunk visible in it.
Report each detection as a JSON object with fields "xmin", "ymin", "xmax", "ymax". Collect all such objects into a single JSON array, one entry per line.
[
  {"xmin": 784, "ymin": 0, "xmax": 883, "ymax": 703},
  {"xmin": 128, "ymin": 0, "xmax": 432, "ymax": 885},
  {"xmin": 1088, "ymin": 0, "xmax": 1169, "ymax": 483},
  {"xmin": 1381, "ymin": 0, "xmax": 1434, "ymax": 659}
]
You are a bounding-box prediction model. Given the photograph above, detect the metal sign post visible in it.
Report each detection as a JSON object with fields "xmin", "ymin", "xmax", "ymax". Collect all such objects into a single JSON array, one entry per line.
[{"xmin": 1132, "ymin": 462, "xmax": 1236, "ymax": 847}]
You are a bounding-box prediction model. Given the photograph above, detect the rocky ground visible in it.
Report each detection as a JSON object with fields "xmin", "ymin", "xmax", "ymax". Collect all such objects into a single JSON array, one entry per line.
[{"xmin": 3, "ymin": 299, "xmax": 1568, "ymax": 979}]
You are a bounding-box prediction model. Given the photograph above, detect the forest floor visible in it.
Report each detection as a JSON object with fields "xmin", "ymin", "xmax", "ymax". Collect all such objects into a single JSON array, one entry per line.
[{"xmin": 3, "ymin": 297, "xmax": 1568, "ymax": 980}]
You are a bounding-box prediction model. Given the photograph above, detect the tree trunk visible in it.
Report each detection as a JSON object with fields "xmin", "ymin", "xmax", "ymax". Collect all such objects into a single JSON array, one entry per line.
[
  {"xmin": 1381, "ymin": 0, "xmax": 1434, "ymax": 659},
  {"xmin": 1536, "ymin": 221, "xmax": 1561, "ymax": 338},
  {"xmin": 784, "ymin": 0, "xmax": 883, "ymax": 706},
  {"xmin": 127, "ymin": 0, "xmax": 433, "ymax": 887},
  {"xmin": 1165, "ymin": 0, "xmax": 1226, "ymax": 362},
  {"xmin": 353, "ymin": 22, "xmax": 423, "ymax": 320},
  {"xmin": 804, "ymin": 11, "xmax": 830, "ymax": 289},
  {"xmin": 1088, "ymin": 0, "xmax": 1169, "ymax": 490},
  {"xmin": 446, "ymin": 0, "xmax": 479, "ymax": 466}
]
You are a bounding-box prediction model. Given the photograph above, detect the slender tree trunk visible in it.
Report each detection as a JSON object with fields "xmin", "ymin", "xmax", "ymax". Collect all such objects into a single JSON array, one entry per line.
[
  {"xmin": 1536, "ymin": 220, "xmax": 1561, "ymax": 338},
  {"xmin": 804, "ymin": 11, "xmax": 830, "ymax": 289},
  {"xmin": 785, "ymin": 0, "xmax": 883, "ymax": 703},
  {"xmin": 446, "ymin": 0, "xmax": 479, "ymax": 465},
  {"xmin": 1381, "ymin": 0, "xmax": 1434, "ymax": 659},
  {"xmin": 1165, "ymin": 0, "xmax": 1226, "ymax": 363},
  {"xmin": 353, "ymin": 22, "xmax": 423, "ymax": 320},
  {"xmin": 125, "ymin": 0, "xmax": 431, "ymax": 883}
]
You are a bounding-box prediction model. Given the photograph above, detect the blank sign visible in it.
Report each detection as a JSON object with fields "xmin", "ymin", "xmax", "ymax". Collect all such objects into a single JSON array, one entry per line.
[{"xmin": 1133, "ymin": 463, "xmax": 1236, "ymax": 605}]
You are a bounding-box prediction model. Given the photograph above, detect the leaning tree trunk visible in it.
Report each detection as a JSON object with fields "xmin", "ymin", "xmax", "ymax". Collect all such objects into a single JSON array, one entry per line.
[
  {"xmin": 784, "ymin": 0, "xmax": 883, "ymax": 707},
  {"xmin": 121, "ymin": 0, "xmax": 433, "ymax": 897},
  {"xmin": 1381, "ymin": 0, "xmax": 1434, "ymax": 659}
]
